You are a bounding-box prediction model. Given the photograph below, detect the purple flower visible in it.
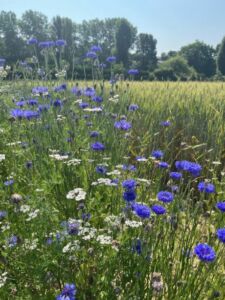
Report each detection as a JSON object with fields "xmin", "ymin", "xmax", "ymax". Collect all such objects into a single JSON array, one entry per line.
[
  {"xmin": 83, "ymin": 87, "xmax": 95, "ymax": 97},
  {"xmin": 96, "ymin": 165, "xmax": 107, "ymax": 174},
  {"xmin": 114, "ymin": 120, "xmax": 132, "ymax": 131},
  {"xmin": 0, "ymin": 58, "xmax": 6, "ymax": 67},
  {"xmin": 54, "ymin": 83, "xmax": 67, "ymax": 92},
  {"xmin": 55, "ymin": 39, "xmax": 67, "ymax": 47},
  {"xmin": 128, "ymin": 69, "xmax": 139, "ymax": 75},
  {"xmin": 216, "ymin": 202, "xmax": 225, "ymax": 212},
  {"xmin": 170, "ymin": 172, "xmax": 182, "ymax": 180},
  {"xmin": 91, "ymin": 45, "xmax": 102, "ymax": 52},
  {"xmin": 194, "ymin": 243, "xmax": 216, "ymax": 262},
  {"xmin": 80, "ymin": 103, "xmax": 89, "ymax": 110},
  {"xmin": 151, "ymin": 150, "xmax": 164, "ymax": 159},
  {"xmin": 175, "ymin": 160, "xmax": 202, "ymax": 177},
  {"xmin": 8, "ymin": 235, "xmax": 18, "ymax": 248},
  {"xmin": 56, "ymin": 283, "xmax": 76, "ymax": 300},
  {"xmin": 91, "ymin": 142, "xmax": 105, "ymax": 151},
  {"xmin": 38, "ymin": 104, "xmax": 50, "ymax": 112},
  {"xmin": 32, "ymin": 86, "xmax": 48, "ymax": 95},
  {"xmin": 132, "ymin": 239, "xmax": 142, "ymax": 254},
  {"xmin": 53, "ymin": 99, "xmax": 62, "ymax": 107},
  {"xmin": 27, "ymin": 99, "xmax": 38, "ymax": 106},
  {"xmin": 157, "ymin": 191, "xmax": 174, "ymax": 203},
  {"xmin": 198, "ymin": 182, "xmax": 215, "ymax": 193},
  {"xmin": 160, "ymin": 121, "xmax": 171, "ymax": 127},
  {"xmin": 67, "ymin": 222, "xmax": 80, "ymax": 235},
  {"xmin": 92, "ymin": 96, "xmax": 103, "ymax": 103},
  {"xmin": 71, "ymin": 86, "xmax": 82, "ymax": 96},
  {"xmin": 106, "ymin": 56, "xmax": 116, "ymax": 63},
  {"xmin": 39, "ymin": 41, "xmax": 55, "ymax": 48},
  {"xmin": 132, "ymin": 203, "xmax": 150, "ymax": 218},
  {"xmin": 122, "ymin": 179, "xmax": 137, "ymax": 190},
  {"xmin": 122, "ymin": 165, "xmax": 137, "ymax": 172},
  {"xmin": 86, "ymin": 51, "xmax": 97, "ymax": 59},
  {"xmin": 0, "ymin": 211, "xmax": 7, "ymax": 220},
  {"xmin": 151, "ymin": 205, "xmax": 166, "ymax": 215},
  {"xmin": 217, "ymin": 228, "xmax": 225, "ymax": 243},
  {"xmin": 157, "ymin": 161, "xmax": 169, "ymax": 169},
  {"xmin": 16, "ymin": 100, "xmax": 27, "ymax": 107},
  {"xmin": 123, "ymin": 190, "xmax": 136, "ymax": 202},
  {"xmin": 4, "ymin": 179, "xmax": 14, "ymax": 186},
  {"xmin": 90, "ymin": 131, "xmax": 99, "ymax": 138},
  {"xmin": 27, "ymin": 38, "xmax": 38, "ymax": 45},
  {"xmin": 128, "ymin": 104, "xmax": 139, "ymax": 111}
]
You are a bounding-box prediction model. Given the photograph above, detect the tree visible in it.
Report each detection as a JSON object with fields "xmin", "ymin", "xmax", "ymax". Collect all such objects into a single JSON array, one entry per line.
[
  {"xmin": 19, "ymin": 10, "xmax": 49, "ymax": 42},
  {"xmin": 217, "ymin": 37, "xmax": 225, "ymax": 75},
  {"xmin": 0, "ymin": 11, "xmax": 25, "ymax": 64},
  {"xmin": 154, "ymin": 55, "xmax": 196, "ymax": 81},
  {"xmin": 115, "ymin": 18, "xmax": 137, "ymax": 67},
  {"xmin": 180, "ymin": 41, "xmax": 216, "ymax": 77},
  {"xmin": 135, "ymin": 33, "xmax": 157, "ymax": 71}
]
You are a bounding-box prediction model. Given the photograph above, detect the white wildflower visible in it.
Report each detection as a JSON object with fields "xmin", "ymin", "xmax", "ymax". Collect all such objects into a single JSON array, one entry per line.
[
  {"xmin": 62, "ymin": 241, "xmax": 80, "ymax": 253},
  {"xmin": 83, "ymin": 107, "xmax": 102, "ymax": 112},
  {"xmin": 20, "ymin": 205, "xmax": 31, "ymax": 213},
  {"xmin": 106, "ymin": 170, "xmax": 121, "ymax": 176},
  {"xmin": 66, "ymin": 188, "xmax": 86, "ymax": 201},
  {"xmin": 23, "ymin": 238, "xmax": 38, "ymax": 251},
  {"xmin": 64, "ymin": 159, "xmax": 81, "ymax": 166},
  {"xmin": 49, "ymin": 154, "xmax": 69, "ymax": 160},
  {"xmin": 96, "ymin": 234, "xmax": 112, "ymax": 245},
  {"xmin": 0, "ymin": 154, "xmax": 5, "ymax": 162},
  {"xmin": 136, "ymin": 178, "xmax": 151, "ymax": 186},
  {"xmin": 0, "ymin": 272, "xmax": 7, "ymax": 288},
  {"xmin": 125, "ymin": 220, "xmax": 143, "ymax": 228},
  {"xmin": 26, "ymin": 209, "xmax": 40, "ymax": 221}
]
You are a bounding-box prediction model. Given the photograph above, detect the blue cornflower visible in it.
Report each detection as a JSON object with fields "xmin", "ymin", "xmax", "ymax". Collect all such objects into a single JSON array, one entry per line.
[
  {"xmin": 151, "ymin": 150, "xmax": 164, "ymax": 159},
  {"xmin": 90, "ymin": 131, "xmax": 99, "ymax": 137},
  {"xmin": 132, "ymin": 239, "xmax": 142, "ymax": 255},
  {"xmin": 86, "ymin": 51, "xmax": 97, "ymax": 59},
  {"xmin": 92, "ymin": 96, "xmax": 103, "ymax": 103},
  {"xmin": 39, "ymin": 41, "xmax": 55, "ymax": 48},
  {"xmin": 0, "ymin": 211, "xmax": 7, "ymax": 220},
  {"xmin": 27, "ymin": 38, "xmax": 38, "ymax": 45},
  {"xmin": 128, "ymin": 104, "xmax": 139, "ymax": 111},
  {"xmin": 26, "ymin": 161, "xmax": 33, "ymax": 169},
  {"xmin": 0, "ymin": 58, "xmax": 6, "ymax": 67},
  {"xmin": 170, "ymin": 172, "xmax": 182, "ymax": 180},
  {"xmin": 114, "ymin": 120, "xmax": 132, "ymax": 131},
  {"xmin": 8, "ymin": 235, "xmax": 18, "ymax": 248},
  {"xmin": 16, "ymin": 100, "xmax": 27, "ymax": 107},
  {"xmin": 4, "ymin": 179, "xmax": 14, "ymax": 186},
  {"xmin": 128, "ymin": 69, "xmax": 139, "ymax": 75},
  {"xmin": 106, "ymin": 56, "xmax": 116, "ymax": 63},
  {"xmin": 91, "ymin": 142, "xmax": 105, "ymax": 151},
  {"xmin": 38, "ymin": 104, "xmax": 50, "ymax": 112},
  {"xmin": 56, "ymin": 283, "xmax": 76, "ymax": 300},
  {"xmin": 175, "ymin": 160, "xmax": 202, "ymax": 177},
  {"xmin": 157, "ymin": 191, "xmax": 174, "ymax": 203},
  {"xmin": 122, "ymin": 164, "xmax": 137, "ymax": 172},
  {"xmin": 27, "ymin": 99, "xmax": 38, "ymax": 106},
  {"xmin": 55, "ymin": 39, "xmax": 67, "ymax": 47},
  {"xmin": 216, "ymin": 202, "xmax": 225, "ymax": 212},
  {"xmin": 71, "ymin": 86, "xmax": 82, "ymax": 96},
  {"xmin": 217, "ymin": 228, "xmax": 225, "ymax": 243},
  {"xmin": 91, "ymin": 45, "xmax": 102, "ymax": 52},
  {"xmin": 96, "ymin": 165, "xmax": 107, "ymax": 174},
  {"xmin": 132, "ymin": 203, "xmax": 150, "ymax": 219},
  {"xmin": 83, "ymin": 87, "xmax": 95, "ymax": 97},
  {"xmin": 67, "ymin": 222, "xmax": 80, "ymax": 235},
  {"xmin": 79, "ymin": 102, "xmax": 89, "ymax": 109},
  {"xmin": 160, "ymin": 121, "xmax": 171, "ymax": 127},
  {"xmin": 194, "ymin": 243, "xmax": 216, "ymax": 262},
  {"xmin": 123, "ymin": 190, "xmax": 136, "ymax": 202},
  {"xmin": 151, "ymin": 205, "xmax": 166, "ymax": 215},
  {"xmin": 32, "ymin": 86, "xmax": 48, "ymax": 95},
  {"xmin": 24, "ymin": 110, "xmax": 40, "ymax": 120},
  {"xmin": 53, "ymin": 99, "xmax": 62, "ymax": 107},
  {"xmin": 157, "ymin": 161, "xmax": 169, "ymax": 168},
  {"xmin": 54, "ymin": 83, "xmax": 67, "ymax": 92},
  {"xmin": 198, "ymin": 182, "xmax": 215, "ymax": 193},
  {"xmin": 122, "ymin": 179, "xmax": 137, "ymax": 190}
]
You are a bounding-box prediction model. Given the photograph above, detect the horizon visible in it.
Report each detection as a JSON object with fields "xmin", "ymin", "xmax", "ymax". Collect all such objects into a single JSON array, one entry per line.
[{"xmin": 1, "ymin": 0, "xmax": 225, "ymax": 54}]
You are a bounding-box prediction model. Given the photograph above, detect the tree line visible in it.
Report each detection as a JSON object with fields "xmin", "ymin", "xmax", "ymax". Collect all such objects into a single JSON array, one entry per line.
[{"xmin": 1, "ymin": 10, "xmax": 225, "ymax": 81}]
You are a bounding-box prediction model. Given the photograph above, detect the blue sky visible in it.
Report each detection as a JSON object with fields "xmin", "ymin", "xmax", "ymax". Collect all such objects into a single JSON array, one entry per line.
[{"xmin": 1, "ymin": 0, "xmax": 225, "ymax": 54}]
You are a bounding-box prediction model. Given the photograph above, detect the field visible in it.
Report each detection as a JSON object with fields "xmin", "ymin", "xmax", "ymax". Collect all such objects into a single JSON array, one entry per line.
[{"xmin": 0, "ymin": 80, "xmax": 225, "ymax": 299}]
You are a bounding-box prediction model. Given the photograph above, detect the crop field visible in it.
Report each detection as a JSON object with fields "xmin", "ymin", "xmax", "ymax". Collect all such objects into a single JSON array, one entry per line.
[{"xmin": 0, "ymin": 80, "xmax": 225, "ymax": 299}]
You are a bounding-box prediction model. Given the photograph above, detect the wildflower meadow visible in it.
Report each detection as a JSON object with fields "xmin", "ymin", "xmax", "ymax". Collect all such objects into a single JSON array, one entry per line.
[{"xmin": 0, "ymin": 38, "xmax": 225, "ymax": 300}]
